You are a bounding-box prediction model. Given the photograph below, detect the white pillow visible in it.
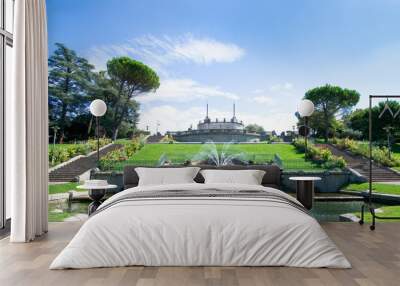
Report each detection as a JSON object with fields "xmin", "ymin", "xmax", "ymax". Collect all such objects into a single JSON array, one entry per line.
[
  {"xmin": 136, "ymin": 167, "xmax": 200, "ymax": 186},
  {"xmin": 200, "ymin": 169, "xmax": 265, "ymax": 185}
]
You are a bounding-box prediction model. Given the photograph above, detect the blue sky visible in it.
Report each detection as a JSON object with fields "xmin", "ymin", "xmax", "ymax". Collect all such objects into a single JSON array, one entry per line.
[{"xmin": 47, "ymin": 0, "xmax": 400, "ymax": 133}]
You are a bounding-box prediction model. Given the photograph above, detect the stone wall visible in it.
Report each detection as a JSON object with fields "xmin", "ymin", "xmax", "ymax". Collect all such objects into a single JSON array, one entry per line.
[
  {"xmin": 282, "ymin": 170, "xmax": 353, "ymax": 193},
  {"xmin": 173, "ymin": 133, "xmax": 260, "ymax": 143}
]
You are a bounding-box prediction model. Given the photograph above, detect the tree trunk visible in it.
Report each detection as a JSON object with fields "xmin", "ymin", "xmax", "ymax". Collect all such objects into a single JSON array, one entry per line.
[
  {"xmin": 323, "ymin": 108, "xmax": 329, "ymax": 143},
  {"xmin": 58, "ymin": 103, "xmax": 68, "ymax": 143},
  {"xmin": 87, "ymin": 117, "xmax": 93, "ymax": 137},
  {"xmin": 60, "ymin": 132, "xmax": 65, "ymax": 144},
  {"xmin": 112, "ymin": 127, "xmax": 119, "ymax": 141},
  {"xmin": 324, "ymin": 129, "xmax": 329, "ymax": 143}
]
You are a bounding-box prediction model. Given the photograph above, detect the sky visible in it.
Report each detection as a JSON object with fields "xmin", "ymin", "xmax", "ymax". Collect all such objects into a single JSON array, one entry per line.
[{"xmin": 47, "ymin": 0, "xmax": 400, "ymax": 134}]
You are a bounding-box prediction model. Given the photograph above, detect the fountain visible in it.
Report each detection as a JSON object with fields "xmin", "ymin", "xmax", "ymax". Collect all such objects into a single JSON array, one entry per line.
[
  {"xmin": 157, "ymin": 153, "xmax": 171, "ymax": 166},
  {"xmin": 190, "ymin": 141, "xmax": 250, "ymax": 166}
]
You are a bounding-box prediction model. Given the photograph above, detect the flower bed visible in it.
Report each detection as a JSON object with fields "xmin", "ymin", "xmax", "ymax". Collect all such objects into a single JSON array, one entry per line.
[
  {"xmin": 330, "ymin": 138, "xmax": 400, "ymax": 168},
  {"xmin": 99, "ymin": 138, "xmax": 144, "ymax": 171},
  {"xmin": 49, "ymin": 138, "xmax": 112, "ymax": 167},
  {"xmin": 293, "ymin": 139, "xmax": 346, "ymax": 169}
]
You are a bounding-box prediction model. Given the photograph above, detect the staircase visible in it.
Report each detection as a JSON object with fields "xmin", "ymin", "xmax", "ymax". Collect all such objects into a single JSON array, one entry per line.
[
  {"xmin": 49, "ymin": 144, "xmax": 122, "ymax": 182},
  {"xmin": 318, "ymin": 144, "xmax": 400, "ymax": 182}
]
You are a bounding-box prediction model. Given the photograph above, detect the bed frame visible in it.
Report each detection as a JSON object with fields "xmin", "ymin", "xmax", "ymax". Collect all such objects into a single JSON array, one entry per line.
[
  {"xmin": 359, "ymin": 95, "xmax": 400, "ymax": 230},
  {"xmin": 123, "ymin": 165, "xmax": 282, "ymax": 190}
]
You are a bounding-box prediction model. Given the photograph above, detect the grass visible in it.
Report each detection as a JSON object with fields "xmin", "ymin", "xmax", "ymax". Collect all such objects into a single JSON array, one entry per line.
[
  {"xmin": 108, "ymin": 143, "xmax": 325, "ymax": 171},
  {"xmin": 48, "ymin": 182, "xmax": 79, "ymax": 194},
  {"xmin": 48, "ymin": 212, "xmax": 72, "ymax": 222},
  {"xmin": 48, "ymin": 200, "xmax": 89, "ymax": 222},
  {"xmin": 344, "ymin": 183, "xmax": 400, "ymax": 195},
  {"xmin": 354, "ymin": 205, "xmax": 400, "ymax": 222}
]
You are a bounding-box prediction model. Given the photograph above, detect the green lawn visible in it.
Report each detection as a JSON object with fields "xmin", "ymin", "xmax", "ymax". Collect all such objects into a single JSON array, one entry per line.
[
  {"xmin": 353, "ymin": 205, "xmax": 400, "ymax": 222},
  {"xmin": 109, "ymin": 143, "xmax": 324, "ymax": 171},
  {"xmin": 48, "ymin": 182, "xmax": 79, "ymax": 194},
  {"xmin": 48, "ymin": 200, "xmax": 89, "ymax": 222},
  {"xmin": 344, "ymin": 183, "xmax": 400, "ymax": 195}
]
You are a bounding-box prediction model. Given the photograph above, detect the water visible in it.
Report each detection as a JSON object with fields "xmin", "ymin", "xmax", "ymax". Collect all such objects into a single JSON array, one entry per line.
[
  {"xmin": 190, "ymin": 141, "xmax": 249, "ymax": 166},
  {"xmin": 49, "ymin": 199, "xmax": 381, "ymax": 222},
  {"xmin": 48, "ymin": 200, "xmax": 89, "ymax": 222},
  {"xmin": 311, "ymin": 201, "xmax": 382, "ymax": 222}
]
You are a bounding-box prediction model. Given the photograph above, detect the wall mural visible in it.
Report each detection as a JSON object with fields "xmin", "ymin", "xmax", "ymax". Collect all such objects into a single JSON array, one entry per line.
[{"xmin": 46, "ymin": 0, "xmax": 400, "ymax": 224}]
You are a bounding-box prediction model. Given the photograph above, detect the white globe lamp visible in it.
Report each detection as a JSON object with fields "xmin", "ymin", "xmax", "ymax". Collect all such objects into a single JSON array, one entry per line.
[
  {"xmin": 90, "ymin": 99, "xmax": 107, "ymax": 117},
  {"xmin": 297, "ymin": 99, "xmax": 314, "ymax": 156},
  {"xmin": 90, "ymin": 99, "xmax": 107, "ymax": 166},
  {"xmin": 298, "ymin": 99, "xmax": 315, "ymax": 117}
]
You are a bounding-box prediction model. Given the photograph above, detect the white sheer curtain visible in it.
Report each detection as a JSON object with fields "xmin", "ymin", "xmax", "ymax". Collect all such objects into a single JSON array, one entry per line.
[{"xmin": 9, "ymin": 0, "xmax": 48, "ymax": 242}]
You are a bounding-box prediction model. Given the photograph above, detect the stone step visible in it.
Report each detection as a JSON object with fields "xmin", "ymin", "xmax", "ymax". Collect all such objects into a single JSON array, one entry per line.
[
  {"xmin": 49, "ymin": 144, "xmax": 122, "ymax": 182},
  {"xmin": 319, "ymin": 144, "xmax": 400, "ymax": 183}
]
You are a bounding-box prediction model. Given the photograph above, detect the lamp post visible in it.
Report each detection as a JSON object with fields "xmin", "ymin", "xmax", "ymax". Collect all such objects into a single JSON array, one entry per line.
[
  {"xmin": 297, "ymin": 99, "xmax": 315, "ymax": 155},
  {"xmin": 90, "ymin": 99, "xmax": 107, "ymax": 166}
]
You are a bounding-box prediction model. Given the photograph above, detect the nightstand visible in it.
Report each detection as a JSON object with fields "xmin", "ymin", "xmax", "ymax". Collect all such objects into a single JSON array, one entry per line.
[
  {"xmin": 289, "ymin": 176, "xmax": 321, "ymax": 210},
  {"xmin": 77, "ymin": 183, "xmax": 117, "ymax": 215}
]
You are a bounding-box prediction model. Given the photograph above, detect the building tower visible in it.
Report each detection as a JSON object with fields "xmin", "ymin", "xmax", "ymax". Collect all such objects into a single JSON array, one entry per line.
[
  {"xmin": 231, "ymin": 103, "xmax": 237, "ymax": 123},
  {"xmin": 204, "ymin": 103, "xmax": 211, "ymax": 123}
]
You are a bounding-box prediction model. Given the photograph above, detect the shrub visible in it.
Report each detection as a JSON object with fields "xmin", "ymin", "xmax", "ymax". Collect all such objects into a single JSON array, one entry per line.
[
  {"xmin": 293, "ymin": 139, "xmax": 346, "ymax": 169},
  {"xmin": 99, "ymin": 138, "xmax": 143, "ymax": 170},
  {"xmin": 49, "ymin": 138, "xmax": 112, "ymax": 167},
  {"xmin": 160, "ymin": 135, "xmax": 175, "ymax": 144},
  {"xmin": 269, "ymin": 135, "xmax": 283, "ymax": 143},
  {"xmin": 87, "ymin": 138, "xmax": 112, "ymax": 151},
  {"xmin": 331, "ymin": 138, "xmax": 400, "ymax": 167}
]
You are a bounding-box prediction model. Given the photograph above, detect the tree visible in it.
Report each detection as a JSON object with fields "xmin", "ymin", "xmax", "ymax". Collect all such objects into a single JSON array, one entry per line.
[
  {"xmin": 347, "ymin": 101, "xmax": 400, "ymax": 142},
  {"xmin": 105, "ymin": 57, "xmax": 160, "ymax": 140},
  {"xmin": 245, "ymin": 124, "xmax": 265, "ymax": 133},
  {"xmin": 304, "ymin": 84, "xmax": 360, "ymax": 142},
  {"xmin": 48, "ymin": 43, "xmax": 94, "ymax": 142}
]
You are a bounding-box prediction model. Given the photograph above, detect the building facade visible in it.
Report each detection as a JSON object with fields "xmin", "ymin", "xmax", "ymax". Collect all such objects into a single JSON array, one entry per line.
[{"xmin": 167, "ymin": 104, "xmax": 260, "ymax": 143}]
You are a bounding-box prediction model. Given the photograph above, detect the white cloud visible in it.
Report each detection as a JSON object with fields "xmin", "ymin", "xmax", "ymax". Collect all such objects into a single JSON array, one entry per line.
[
  {"xmin": 252, "ymin": 89, "xmax": 265, "ymax": 94},
  {"xmin": 137, "ymin": 78, "xmax": 239, "ymax": 103},
  {"xmin": 87, "ymin": 34, "xmax": 245, "ymax": 70},
  {"xmin": 138, "ymin": 105, "xmax": 205, "ymax": 133},
  {"xmin": 269, "ymin": 82, "xmax": 293, "ymax": 92},
  {"xmin": 250, "ymin": 82, "xmax": 295, "ymax": 105},
  {"xmin": 139, "ymin": 105, "xmax": 296, "ymax": 134},
  {"xmin": 252, "ymin": 95, "xmax": 274, "ymax": 104},
  {"xmin": 172, "ymin": 35, "xmax": 245, "ymax": 64}
]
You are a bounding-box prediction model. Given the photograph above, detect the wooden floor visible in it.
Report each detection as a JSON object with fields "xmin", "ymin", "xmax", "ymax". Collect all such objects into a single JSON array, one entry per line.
[{"xmin": 0, "ymin": 222, "xmax": 399, "ymax": 286}]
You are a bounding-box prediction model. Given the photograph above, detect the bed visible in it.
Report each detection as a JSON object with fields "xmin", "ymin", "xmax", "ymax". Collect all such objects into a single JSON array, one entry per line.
[{"xmin": 50, "ymin": 165, "xmax": 351, "ymax": 269}]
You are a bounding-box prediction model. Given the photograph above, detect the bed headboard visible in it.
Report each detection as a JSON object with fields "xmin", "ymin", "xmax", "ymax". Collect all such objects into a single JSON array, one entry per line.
[{"xmin": 123, "ymin": 165, "xmax": 282, "ymax": 190}]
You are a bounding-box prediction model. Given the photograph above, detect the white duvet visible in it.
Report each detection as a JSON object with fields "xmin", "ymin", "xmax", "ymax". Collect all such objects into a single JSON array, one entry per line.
[{"xmin": 50, "ymin": 183, "xmax": 351, "ymax": 269}]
